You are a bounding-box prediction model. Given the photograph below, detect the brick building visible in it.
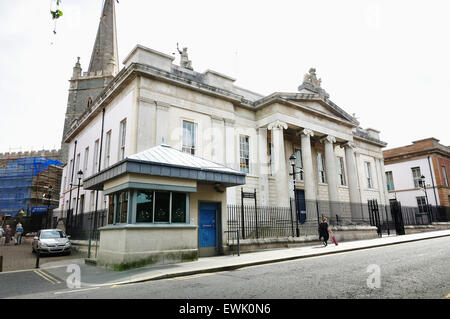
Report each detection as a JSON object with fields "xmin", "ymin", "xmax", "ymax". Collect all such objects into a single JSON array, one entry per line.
[{"xmin": 383, "ymin": 138, "xmax": 450, "ymax": 208}]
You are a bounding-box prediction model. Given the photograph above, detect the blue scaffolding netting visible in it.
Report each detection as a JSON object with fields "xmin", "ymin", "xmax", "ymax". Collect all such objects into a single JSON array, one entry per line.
[{"xmin": 0, "ymin": 157, "xmax": 63, "ymax": 217}]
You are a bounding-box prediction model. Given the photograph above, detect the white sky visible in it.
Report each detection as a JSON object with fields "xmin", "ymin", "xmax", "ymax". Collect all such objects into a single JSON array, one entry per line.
[{"xmin": 0, "ymin": 0, "xmax": 449, "ymax": 153}]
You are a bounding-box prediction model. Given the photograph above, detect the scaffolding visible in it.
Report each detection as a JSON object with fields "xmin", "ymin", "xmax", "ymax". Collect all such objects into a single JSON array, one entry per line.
[{"xmin": 0, "ymin": 154, "xmax": 63, "ymax": 217}]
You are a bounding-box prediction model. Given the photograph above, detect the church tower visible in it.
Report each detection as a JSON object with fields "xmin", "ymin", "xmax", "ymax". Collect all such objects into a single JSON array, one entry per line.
[{"xmin": 60, "ymin": 0, "xmax": 119, "ymax": 163}]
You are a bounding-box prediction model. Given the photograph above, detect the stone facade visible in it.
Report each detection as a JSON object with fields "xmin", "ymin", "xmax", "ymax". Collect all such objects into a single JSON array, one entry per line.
[{"xmin": 58, "ymin": 43, "xmax": 389, "ymax": 220}]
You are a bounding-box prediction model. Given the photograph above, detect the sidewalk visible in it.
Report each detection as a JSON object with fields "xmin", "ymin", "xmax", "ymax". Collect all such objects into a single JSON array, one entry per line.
[{"xmin": 40, "ymin": 229, "xmax": 450, "ymax": 288}]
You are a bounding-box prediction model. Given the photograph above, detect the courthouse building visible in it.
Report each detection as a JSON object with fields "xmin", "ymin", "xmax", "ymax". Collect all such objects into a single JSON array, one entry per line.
[{"xmin": 58, "ymin": 0, "xmax": 389, "ymax": 268}]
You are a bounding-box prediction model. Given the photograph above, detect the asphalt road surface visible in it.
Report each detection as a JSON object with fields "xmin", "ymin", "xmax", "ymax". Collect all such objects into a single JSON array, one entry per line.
[{"xmin": 5, "ymin": 236, "xmax": 450, "ymax": 299}]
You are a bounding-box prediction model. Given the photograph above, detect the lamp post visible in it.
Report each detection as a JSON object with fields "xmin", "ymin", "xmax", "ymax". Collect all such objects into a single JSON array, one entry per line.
[
  {"xmin": 74, "ymin": 170, "xmax": 83, "ymax": 229},
  {"xmin": 289, "ymin": 154, "xmax": 300, "ymax": 237},
  {"xmin": 43, "ymin": 185, "xmax": 53, "ymax": 228},
  {"xmin": 419, "ymin": 175, "xmax": 432, "ymax": 222}
]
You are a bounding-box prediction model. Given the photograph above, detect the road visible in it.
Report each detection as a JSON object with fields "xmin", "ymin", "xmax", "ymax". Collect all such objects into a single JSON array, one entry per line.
[{"xmin": 3, "ymin": 236, "xmax": 450, "ymax": 299}]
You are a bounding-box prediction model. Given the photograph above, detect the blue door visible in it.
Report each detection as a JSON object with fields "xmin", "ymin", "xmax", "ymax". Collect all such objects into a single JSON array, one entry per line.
[{"xmin": 199, "ymin": 203, "xmax": 217, "ymax": 248}]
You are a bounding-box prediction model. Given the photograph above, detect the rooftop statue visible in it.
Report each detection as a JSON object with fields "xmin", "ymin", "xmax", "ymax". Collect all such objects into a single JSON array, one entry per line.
[
  {"xmin": 303, "ymin": 68, "xmax": 322, "ymax": 89},
  {"xmin": 177, "ymin": 43, "xmax": 193, "ymax": 70},
  {"xmin": 300, "ymin": 67, "xmax": 329, "ymax": 98}
]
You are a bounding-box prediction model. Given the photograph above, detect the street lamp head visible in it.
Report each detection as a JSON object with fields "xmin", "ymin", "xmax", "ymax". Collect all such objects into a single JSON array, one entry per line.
[
  {"xmin": 289, "ymin": 154, "xmax": 296, "ymax": 166},
  {"xmin": 77, "ymin": 170, "xmax": 84, "ymax": 179}
]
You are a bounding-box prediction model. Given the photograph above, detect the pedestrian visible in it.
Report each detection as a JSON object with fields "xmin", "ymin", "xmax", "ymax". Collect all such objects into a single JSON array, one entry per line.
[
  {"xmin": 318, "ymin": 217, "xmax": 331, "ymax": 246},
  {"xmin": 15, "ymin": 223, "xmax": 24, "ymax": 245},
  {"xmin": 0, "ymin": 225, "xmax": 4, "ymax": 246},
  {"xmin": 4, "ymin": 225, "xmax": 12, "ymax": 246}
]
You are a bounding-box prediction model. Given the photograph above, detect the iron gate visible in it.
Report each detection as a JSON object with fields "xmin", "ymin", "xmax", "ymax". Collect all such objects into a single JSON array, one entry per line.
[{"xmin": 368, "ymin": 199, "xmax": 382, "ymax": 237}]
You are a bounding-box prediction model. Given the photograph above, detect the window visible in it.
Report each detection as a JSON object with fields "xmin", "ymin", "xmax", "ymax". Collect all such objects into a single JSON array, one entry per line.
[
  {"xmin": 239, "ymin": 135, "xmax": 250, "ymax": 173},
  {"xmin": 182, "ymin": 121, "xmax": 195, "ymax": 155},
  {"xmin": 68, "ymin": 159, "xmax": 73, "ymax": 189},
  {"xmin": 365, "ymin": 162, "xmax": 373, "ymax": 189},
  {"xmin": 90, "ymin": 191, "xmax": 95, "ymax": 212},
  {"xmin": 337, "ymin": 157, "xmax": 346, "ymax": 186},
  {"xmin": 317, "ymin": 153, "xmax": 326, "ymax": 183},
  {"xmin": 75, "ymin": 153, "xmax": 81, "ymax": 175},
  {"xmin": 135, "ymin": 191, "xmax": 188, "ymax": 224},
  {"xmin": 171, "ymin": 193, "xmax": 186, "ymax": 223},
  {"xmin": 442, "ymin": 166, "xmax": 448, "ymax": 187},
  {"xmin": 119, "ymin": 119, "xmax": 126, "ymax": 160},
  {"xmin": 108, "ymin": 194, "xmax": 114, "ymax": 225},
  {"xmin": 411, "ymin": 167, "xmax": 422, "ymax": 188},
  {"xmin": 104, "ymin": 130, "xmax": 112, "ymax": 168},
  {"xmin": 154, "ymin": 191, "xmax": 170, "ymax": 222},
  {"xmin": 386, "ymin": 171, "xmax": 395, "ymax": 191},
  {"xmin": 416, "ymin": 196, "xmax": 429, "ymax": 213},
  {"xmin": 136, "ymin": 191, "xmax": 153, "ymax": 223},
  {"xmin": 93, "ymin": 139, "xmax": 99, "ymax": 174},
  {"xmin": 294, "ymin": 149, "xmax": 303, "ymax": 181},
  {"xmin": 83, "ymin": 147, "xmax": 89, "ymax": 173},
  {"xmin": 115, "ymin": 191, "xmax": 128, "ymax": 224},
  {"xmin": 79, "ymin": 195, "xmax": 85, "ymax": 215}
]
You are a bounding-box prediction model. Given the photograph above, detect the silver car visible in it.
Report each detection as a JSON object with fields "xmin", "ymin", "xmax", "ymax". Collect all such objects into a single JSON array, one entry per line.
[{"xmin": 32, "ymin": 229, "xmax": 71, "ymax": 255}]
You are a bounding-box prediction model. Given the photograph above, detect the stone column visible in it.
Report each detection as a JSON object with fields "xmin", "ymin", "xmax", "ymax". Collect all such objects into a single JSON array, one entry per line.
[
  {"xmin": 343, "ymin": 142, "xmax": 362, "ymax": 221},
  {"xmin": 375, "ymin": 157, "xmax": 389, "ymax": 206},
  {"xmin": 268, "ymin": 120, "xmax": 289, "ymax": 207},
  {"xmin": 300, "ymin": 129, "xmax": 317, "ymax": 207},
  {"xmin": 355, "ymin": 151, "xmax": 367, "ymax": 220},
  {"xmin": 321, "ymin": 135, "xmax": 339, "ymax": 202},
  {"xmin": 257, "ymin": 127, "xmax": 269, "ymax": 206}
]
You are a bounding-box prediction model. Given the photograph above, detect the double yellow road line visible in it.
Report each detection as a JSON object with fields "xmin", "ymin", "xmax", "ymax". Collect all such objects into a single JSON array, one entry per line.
[{"xmin": 34, "ymin": 269, "xmax": 62, "ymax": 284}]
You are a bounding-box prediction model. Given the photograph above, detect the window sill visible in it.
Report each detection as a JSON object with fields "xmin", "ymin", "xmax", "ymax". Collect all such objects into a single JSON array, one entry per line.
[{"xmin": 99, "ymin": 224, "xmax": 198, "ymax": 231}]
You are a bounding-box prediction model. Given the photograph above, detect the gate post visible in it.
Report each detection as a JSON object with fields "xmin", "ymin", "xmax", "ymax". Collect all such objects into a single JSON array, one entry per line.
[
  {"xmin": 254, "ymin": 189, "xmax": 258, "ymax": 239},
  {"xmin": 240, "ymin": 188, "xmax": 245, "ymax": 240}
]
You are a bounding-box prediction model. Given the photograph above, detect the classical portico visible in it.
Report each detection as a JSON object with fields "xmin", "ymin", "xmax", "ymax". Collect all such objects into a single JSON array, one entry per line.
[{"xmin": 253, "ymin": 68, "xmax": 377, "ymax": 219}]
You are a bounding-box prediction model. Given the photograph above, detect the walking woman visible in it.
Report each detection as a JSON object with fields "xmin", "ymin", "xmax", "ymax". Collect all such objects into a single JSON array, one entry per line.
[{"xmin": 318, "ymin": 217, "xmax": 331, "ymax": 246}]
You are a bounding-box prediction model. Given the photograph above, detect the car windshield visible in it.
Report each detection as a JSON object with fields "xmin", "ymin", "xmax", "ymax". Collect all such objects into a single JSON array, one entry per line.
[{"xmin": 40, "ymin": 231, "xmax": 66, "ymax": 239}]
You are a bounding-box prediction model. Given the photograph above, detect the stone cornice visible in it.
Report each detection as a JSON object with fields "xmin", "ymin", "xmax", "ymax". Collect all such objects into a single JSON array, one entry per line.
[{"xmin": 63, "ymin": 62, "xmax": 376, "ymax": 147}]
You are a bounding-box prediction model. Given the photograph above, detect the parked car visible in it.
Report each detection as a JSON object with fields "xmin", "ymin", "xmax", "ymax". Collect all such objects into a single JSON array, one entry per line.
[{"xmin": 32, "ymin": 229, "xmax": 71, "ymax": 255}]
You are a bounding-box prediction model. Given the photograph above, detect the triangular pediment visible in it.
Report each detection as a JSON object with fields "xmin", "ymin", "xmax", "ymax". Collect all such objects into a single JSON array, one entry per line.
[{"xmin": 276, "ymin": 93, "xmax": 359, "ymax": 126}]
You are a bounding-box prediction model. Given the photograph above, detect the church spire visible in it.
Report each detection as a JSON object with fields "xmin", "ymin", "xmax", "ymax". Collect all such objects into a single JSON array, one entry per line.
[{"xmin": 88, "ymin": 0, "xmax": 119, "ymax": 76}]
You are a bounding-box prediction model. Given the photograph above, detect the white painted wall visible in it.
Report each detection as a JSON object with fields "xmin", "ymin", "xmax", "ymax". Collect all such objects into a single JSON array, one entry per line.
[
  {"xmin": 59, "ymin": 83, "xmax": 135, "ymax": 213},
  {"xmin": 384, "ymin": 157, "xmax": 439, "ymax": 206}
]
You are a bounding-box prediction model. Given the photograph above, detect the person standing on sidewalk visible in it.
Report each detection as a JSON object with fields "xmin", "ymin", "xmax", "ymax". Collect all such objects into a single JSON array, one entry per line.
[
  {"xmin": 4, "ymin": 225, "xmax": 12, "ymax": 246},
  {"xmin": 14, "ymin": 223, "xmax": 23, "ymax": 245},
  {"xmin": 318, "ymin": 217, "xmax": 331, "ymax": 246}
]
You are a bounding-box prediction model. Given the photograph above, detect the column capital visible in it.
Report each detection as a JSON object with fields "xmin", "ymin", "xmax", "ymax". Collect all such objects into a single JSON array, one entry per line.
[
  {"xmin": 268, "ymin": 120, "xmax": 288, "ymax": 131},
  {"xmin": 342, "ymin": 141, "xmax": 356, "ymax": 149},
  {"xmin": 297, "ymin": 128, "xmax": 314, "ymax": 137},
  {"xmin": 320, "ymin": 135, "xmax": 336, "ymax": 144}
]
